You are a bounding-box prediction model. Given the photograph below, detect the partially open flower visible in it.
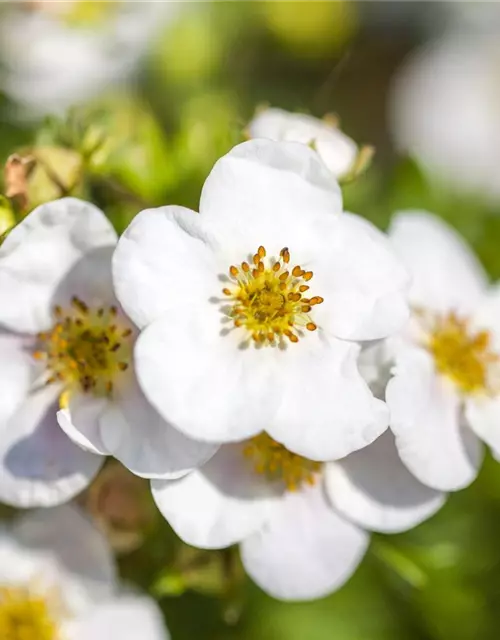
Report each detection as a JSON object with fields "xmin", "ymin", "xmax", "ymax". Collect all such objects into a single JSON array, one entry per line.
[
  {"xmin": 113, "ymin": 139, "xmax": 410, "ymax": 460},
  {"xmin": 247, "ymin": 107, "xmax": 373, "ymax": 181},
  {"xmin": 0, "ymin": 198, "xmax": 216, "ymax": 508}
]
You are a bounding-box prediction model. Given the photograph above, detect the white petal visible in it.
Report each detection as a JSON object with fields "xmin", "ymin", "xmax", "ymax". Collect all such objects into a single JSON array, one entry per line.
[
  {"xmin": 310, "ymin": 213, "xmax": 410, "ymax": 341},
  {"xmin": 325, "ymin": 431, "xmax": 446, "ymax": 533},
  {"xmin": 135, "ymin": 313, "xmax": 277, "ymax": 443},
  {"xmin": 386, "ymin": 347, "xmax": 483, "ymax": 491},
  {"xmin": 12, "ymin": 505, "xmax": 116, "ymax": 613},
  {"xmin": 0, "ymin": 332, "xmax": 34, "ymax": 424},
  {"xmin": 53, "ymin": 244, "xmax": 117, "ymax": 311},
  {"xmin": 151, "ymin": 445, "xmax": 280, "ymax": 549},
  {"xmin": 248, "ymin": 108, "xmax": 357, "ymax": 178},
  {"xmin": 0, "ymin": 386, "xmax": 104, "ymax": 507},
  {"xmin": 465, "ymin": 396, "xmax": 500, "ymax": 460},
  {"xmin": 57, "ymin": 393, "xmax": 109, "ymax": 456},
  {"xmin": 113, "ymin": 205, "xmax": 217, "ymax": 330},
  {"xmin": 240, "ymin": 483, "xmax": 369, "ymax": 601},
  {"xmin": 0, "ymin": 198, "xmax": 117, "ymax": 334},
  {"xmin": 388, "ymin": 211, "xmax": 488, "ymax": 314},
  {"xmin": 269, "ymin": 336, "xmax": 388, "ymax": 460},
  {"xmin": 199, "ymin": 138, "xmax": 343, "ymax": 263},
  {"xmin": 98, "ymin": 374, "xmax": 218, "ymax": 479},
  {"xmin": 75, "ymin": 596, "xmax": 168, "ymax": 640}
]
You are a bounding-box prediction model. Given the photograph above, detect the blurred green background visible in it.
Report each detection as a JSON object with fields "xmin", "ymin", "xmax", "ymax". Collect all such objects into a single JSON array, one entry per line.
[{"xmin": 1, "ymin": 2, "xmax": 500, "ymax": 639}]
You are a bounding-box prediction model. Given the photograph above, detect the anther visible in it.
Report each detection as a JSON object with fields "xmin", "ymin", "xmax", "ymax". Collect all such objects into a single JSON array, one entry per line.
[
  {"xmin": 299, "ymin": 285, "xmax": 309, "ymax": 292},
  {"xmin": 272, "ymin": 262, "xmax": 281, "ymax": 272},
  {"xmin": 303, "ymin": 271, "xmax": 313, "ymax": 281},
  {"xmin": 279, "ymin": 271, "xmax": 289, "ymax": 281},
  {"xmin": 242, "ymin": 262, "xmax": 250, "ymax": 273},
  {"xmin": 306, "ymin": 322, "xmax": 317, "ymax": 331},
  {"xmin": 309, "ymin": 296, "xmax": 324, "ymax": 305},
  {"xmin": 222, "ymin": 288, "xmax": 232, "ymax": 296},
  {"xmin": 292, "ymin": 266, "xmax": 303, "ymax": 277},
  {"xmin": 229, "ymin": 266, "xmax": 239, "ymax": 277}
]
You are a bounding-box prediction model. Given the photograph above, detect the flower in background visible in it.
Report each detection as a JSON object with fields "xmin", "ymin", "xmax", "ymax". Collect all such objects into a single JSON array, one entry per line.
[
  {"xmin": 0, "ymin": 504, "xmax": 169, "ymax": 639},
  {"xmin": 389, "ymin": 29, "xmax": 500, "ymax": 202},
  {"xmin": 385, "ymin": 211, "xmax": 500, "ymax": 491},
  {"xmin": 0, "ymin": 0, "xmax": 180, "ymax": 118},
  {"xmin": 113, "ymin": 139, "xmax": 410, "ymax": 461},
  {"xmin": 0, "ymin": 197, "xmax": 216, "ymax": 508},
  {"xmin": 152, "ymin": 430, "xmax": 444, "ymax": 601},
  {"xmin": 247, "ymin": 107, "xmax": 373, "ymax": 181}
]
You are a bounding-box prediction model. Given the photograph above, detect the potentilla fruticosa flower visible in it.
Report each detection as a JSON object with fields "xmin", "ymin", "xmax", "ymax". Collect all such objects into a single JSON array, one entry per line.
[
  {"xmin": 0, "ymin": 504, "xmax": 169, "ymax": 639},
  {"xmin": 0, "ymin": 198, "xmax": 216, "ymax": 507},
  {"xmin": 152, "ymin": 429, "xmax": 444, "ymax": 601},
  {"xmin": 113, "ymin": 139, "xmax": 410, "ymax": 460},
  {"xmin": 247, "ymin": 107, "xmax": 372, "ymax": 180},
  {"xmin": 386, "ymin": 211, "xmax": 500, "ymax": 490}
]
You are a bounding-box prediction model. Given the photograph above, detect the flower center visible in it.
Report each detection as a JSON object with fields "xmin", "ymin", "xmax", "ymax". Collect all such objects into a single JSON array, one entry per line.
[
  {"xmin": 243, "ymin": 432, "xmax": 322, "ymax": 491},
  {"xmin": 222, "ymin": 246, "xmax": 323, "ymax": 345},
  {"xmin": 26, "ymin": 0, "xmax": 118, "ymax": 27},
  {"xmin": 34, "ymin": 297, "xmax": 132, "ymax": 397},
  {"xmin": 424, "ymin": 311, "xmax": 499, "ymax": 394},
  {"xmin": 0, "ymin": 587, "xmax": 57, "ymax": 640}
]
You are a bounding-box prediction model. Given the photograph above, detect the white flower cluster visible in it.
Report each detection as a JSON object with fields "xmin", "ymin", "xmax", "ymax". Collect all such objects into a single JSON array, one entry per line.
[{"xmin": 1, "ymin": 108, "xmax": 498, "ymax": 608}]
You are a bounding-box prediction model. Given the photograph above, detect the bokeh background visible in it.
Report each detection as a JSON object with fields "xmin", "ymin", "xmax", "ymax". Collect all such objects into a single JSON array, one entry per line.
[{"xmin": 1, "ymin": 2, "xmax": 500, "ymax": 639}]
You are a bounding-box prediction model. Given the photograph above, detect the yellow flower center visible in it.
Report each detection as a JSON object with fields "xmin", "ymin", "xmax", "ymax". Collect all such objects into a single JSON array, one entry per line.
[
  {"xmin": 425, "ymin": 311, "xmax": 499, "ymax": 395},
  {"xmin": 34, "ymin": 297, "xmax": 132, "ymax": 398},
  {"xmin": 0, "ymin": 587, "xmax": 57, "ymax": 640},
  {"xmin": 243, "ymin": 432, "xmax": 322, "ymax": 491},
  {"xmin": 222, "ymin": 246, "xmax": 323, "ymax": 345},
  {"xmin": 26, "ymin": 0, "xmax": 118, "ymax": 28}
]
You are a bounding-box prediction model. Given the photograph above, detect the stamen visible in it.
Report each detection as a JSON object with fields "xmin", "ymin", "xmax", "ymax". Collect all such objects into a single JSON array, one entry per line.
[
  {"xmin": 243, "ymin": 432, "xmax": 321, "ymax": 491},
  {"xmin": 34, "ymin": 299, "xmax": 133, "ymax": 397},
  {"xmin": 0, "ymin": 586, "xmax": 58, "ymax": 640},
  {"xmin": 221, "ymin": 246, "xmax": 323, "ymax": 347},
  {"xmin": 423, "ymin": 310, "xmax": 499, "ymax": 395}
]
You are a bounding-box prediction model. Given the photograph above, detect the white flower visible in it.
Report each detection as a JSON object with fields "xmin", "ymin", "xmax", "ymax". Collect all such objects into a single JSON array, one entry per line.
[
  {"xmin": 113, "ymin": 139, "xmax": 410, "ymax": 460},
  {"xmin": 389, "ymin": 31, "xmax": 500, "ymax": 202},
  {"xmin": 0, "ymin": 0, "xmax": 179, "ymax": 118},
  {"xmin": 0, "ymin": 198, "xmax": 216, "ymax": 508},
  {"xmin": 0, "ymin": 504, "xmax": 168, "ymax": 639},
  {"xmin": 385, "ymin": 211, "xmax": 500, "ymax": 491},
  {"xmin": 247, "ymin": 107, "xmax": 360, "ymax": 179},
  {"xmin": 152, "ymin": 430, "xmax": 444, "ymax": 601}
]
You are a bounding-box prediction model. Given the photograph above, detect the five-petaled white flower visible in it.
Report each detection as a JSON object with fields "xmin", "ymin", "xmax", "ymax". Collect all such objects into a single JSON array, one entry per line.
[
  {"xmin": 386, "ymin": 211, "xmax": 500, "ymax": 491},
  {"xmin": 0, "ymin": 504, "xmax": 169, "ymax": 639},
  {"xmin": 113, "ymin": 139, "xmax": 410, "ymax": 461},
  {"xmin": 152, "ymin": 429, "xmax": 444, "ymax": 601},
  {"xmin": 0, "ymin": 198, "xmax": 216, "ymax": 508},
  {"xmin": 247, "ymin": 107, "xmax": 362, "ymax": 180}
]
